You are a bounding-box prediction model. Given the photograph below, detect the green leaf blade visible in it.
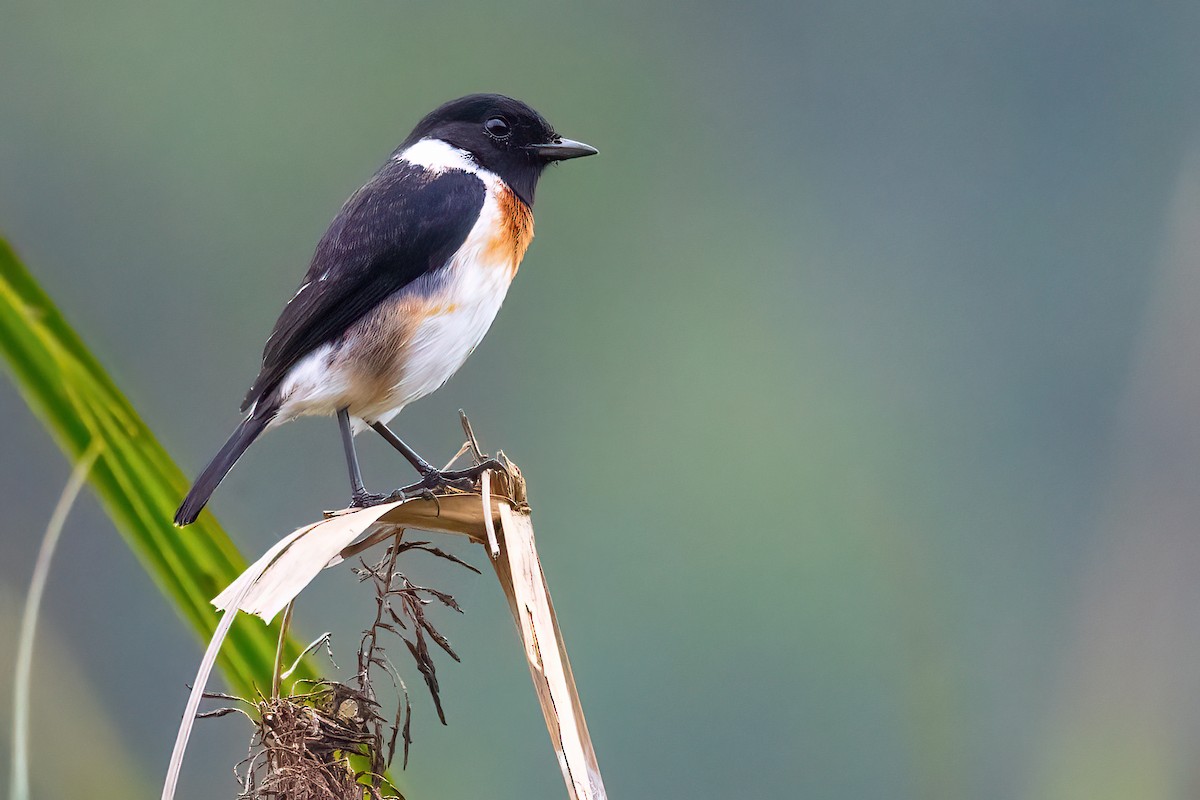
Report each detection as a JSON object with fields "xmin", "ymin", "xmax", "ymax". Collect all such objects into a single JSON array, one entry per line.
[{"xmin": 0, "ymin": 236, "xmax": 316, "ymax": 696}]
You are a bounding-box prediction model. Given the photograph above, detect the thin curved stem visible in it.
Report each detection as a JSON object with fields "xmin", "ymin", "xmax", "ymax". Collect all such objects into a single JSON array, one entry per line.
[
  {"xmin": 10, "ymin": 440, "xmax": 102, "ymax": 800},
  {"xmin": 272, "ymin": 600, "xmax": 295, "ymax": 698}
]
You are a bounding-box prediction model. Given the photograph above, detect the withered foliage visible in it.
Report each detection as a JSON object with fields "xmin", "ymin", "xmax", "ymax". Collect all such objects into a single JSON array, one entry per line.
[
  {"xmin": 352, "ymin": 533, "xmax": 480, "ymax": 771},
  {"xmin": 203, "ymin": 683, "xmax": 391, "ymax": 800},
  {"xmin": 204, "ymin": 530, "xmax": 477, "ymax": 799}
]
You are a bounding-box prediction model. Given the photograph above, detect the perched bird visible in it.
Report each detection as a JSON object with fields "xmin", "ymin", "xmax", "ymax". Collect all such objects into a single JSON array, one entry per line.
[{"xmin": 174, "ymin": 94, "xmax": 596, "ymax": 526}]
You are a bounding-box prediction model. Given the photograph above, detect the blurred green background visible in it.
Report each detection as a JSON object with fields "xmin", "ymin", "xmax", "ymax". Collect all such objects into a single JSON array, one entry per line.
[{"xmin": 4, "ymin": 1, "xmax": 1200, "ymax": 798}]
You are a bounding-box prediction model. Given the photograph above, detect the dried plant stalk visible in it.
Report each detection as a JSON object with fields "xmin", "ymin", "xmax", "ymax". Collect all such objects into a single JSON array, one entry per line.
[
  {"xmin": 213, "ymin": 683, "xmax": 394, "ymax": 800},
  {"xmin": 208, "ymin": 455, "xmax": 607, "ymax": 800},
  {"xmin": 488, "ymin": 503, "xmax": 606, "ymax": 800}
]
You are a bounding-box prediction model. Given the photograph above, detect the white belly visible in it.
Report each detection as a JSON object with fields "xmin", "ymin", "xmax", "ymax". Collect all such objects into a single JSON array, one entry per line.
[
  {"xmin": 390, "ymin": 253, "xmax": 512, "ymax": 409},
  {"xmin": 270, "ymin": 172, "xmax": 520, "ymax": 429}
]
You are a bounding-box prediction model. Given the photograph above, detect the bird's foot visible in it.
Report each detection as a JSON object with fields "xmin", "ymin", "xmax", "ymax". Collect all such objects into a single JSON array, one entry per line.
[
  {"xmin": 388, "ymin": 459, "xmax": 504, "ymax": 501},
  {"xmin": 349, "ymin": 489, "xmax": 391, "ymax": 509}
]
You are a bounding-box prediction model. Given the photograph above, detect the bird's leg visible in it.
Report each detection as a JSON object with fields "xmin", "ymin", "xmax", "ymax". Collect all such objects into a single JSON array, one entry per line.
[
  {"xmin": 370, "ymin": 421, "xmax": 502, "ymax": 497},
  {"xmin": 339, "ymin": 409, "xmax": 387, "ymax": 507}
]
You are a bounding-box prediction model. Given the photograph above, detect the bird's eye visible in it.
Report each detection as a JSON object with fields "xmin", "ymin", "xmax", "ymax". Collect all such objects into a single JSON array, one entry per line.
[{"xmin": 484, "ymin": 116, "xmax": 511, "ymax": 139}]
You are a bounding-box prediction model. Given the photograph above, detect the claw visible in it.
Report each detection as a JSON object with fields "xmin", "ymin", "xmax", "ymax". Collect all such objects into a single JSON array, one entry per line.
[
  {"xmin": 422, "ymin": 488, "xmax": 442, "ymax": 515},
  {"xmin": 440, "ymin": 458, "xmax": 503, "ymax": 482},
  {"xmin": 350, "ymin": 490, "xmax": 389, "ymax": 509},
  {"xmin": 388, "ymin": 460, "xmax": 499, "ymax": 502},
  {"xmin": 383, "ymin": 484, "xmax": 442, "ymax": 514}
]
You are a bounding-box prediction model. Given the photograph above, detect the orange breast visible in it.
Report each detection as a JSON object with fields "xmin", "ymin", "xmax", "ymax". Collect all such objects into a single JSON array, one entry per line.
[{"xmin": 488, "ymin": 185, "xmax": 535, "ymax": 278}]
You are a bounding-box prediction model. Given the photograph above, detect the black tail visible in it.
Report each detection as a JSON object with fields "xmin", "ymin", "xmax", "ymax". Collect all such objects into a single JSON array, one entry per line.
[{"xmin": 174, "ymin": 412, "xmax": 273, "ymax": 526}]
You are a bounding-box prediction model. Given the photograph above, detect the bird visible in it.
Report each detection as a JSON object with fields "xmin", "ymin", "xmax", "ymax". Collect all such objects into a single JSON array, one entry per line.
[{"xmin": 174, "ymin": 94, "xmax": 597, "ymax": 526}]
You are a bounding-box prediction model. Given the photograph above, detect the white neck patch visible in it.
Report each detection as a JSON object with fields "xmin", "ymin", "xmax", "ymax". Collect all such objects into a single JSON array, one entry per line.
[{"xmin": 397, "ymin": 138, "xmax": 480, "ymax": 175}]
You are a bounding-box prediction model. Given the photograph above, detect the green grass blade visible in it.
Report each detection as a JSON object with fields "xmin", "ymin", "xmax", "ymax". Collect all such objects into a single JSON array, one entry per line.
[{"xmin": 0, "ymin": 236, "xmax": 315, "ymax": 694}]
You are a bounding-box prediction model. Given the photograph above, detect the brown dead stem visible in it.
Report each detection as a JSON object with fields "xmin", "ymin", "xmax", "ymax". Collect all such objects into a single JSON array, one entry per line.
[
  {"xmin": 202, "ymin": 530, "xmax": 477, "ymax": 799},
  {"xmin": 203, "ymin": 413, "xmax": 605, "ymax": 799},
  {"xmin": 201, "ymin": 683, "xmax": 392, "ymax": 800},
  {"xmin": 352, "ymin": 533, "xmax": 479, "ymax": 771}
]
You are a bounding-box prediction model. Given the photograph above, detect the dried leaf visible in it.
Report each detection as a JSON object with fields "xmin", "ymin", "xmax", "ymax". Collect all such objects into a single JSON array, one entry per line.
[
  {"xmin": 206, "ymin": 456, "xmax": 607, "ymax": 799},
  {"xmin": 491, "ymin": 505, "xmax": 607, "ymax": 800}
]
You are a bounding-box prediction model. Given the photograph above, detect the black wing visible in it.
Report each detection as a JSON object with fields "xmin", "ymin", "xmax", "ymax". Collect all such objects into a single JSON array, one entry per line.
[{"xmin": 241, "ymin": 161, "xmax": 486, "ymax": 412}]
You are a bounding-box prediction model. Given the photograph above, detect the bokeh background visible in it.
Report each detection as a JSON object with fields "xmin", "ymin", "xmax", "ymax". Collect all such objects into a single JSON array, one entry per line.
[{"xmin": 4, "ymin": 1, "xmax": 1200, "ymax": 798}]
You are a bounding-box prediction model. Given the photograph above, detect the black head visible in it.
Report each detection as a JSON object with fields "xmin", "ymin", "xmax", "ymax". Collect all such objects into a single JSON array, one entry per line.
[{"xmin": 401, "ymin": 94, "xmax": 597, "ymax": 206}]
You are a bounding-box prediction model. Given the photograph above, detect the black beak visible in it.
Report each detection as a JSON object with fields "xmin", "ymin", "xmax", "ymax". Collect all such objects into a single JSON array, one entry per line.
[{"xmin": 530, "ymin": 137, "xmax": 598, "ymax": 161}]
